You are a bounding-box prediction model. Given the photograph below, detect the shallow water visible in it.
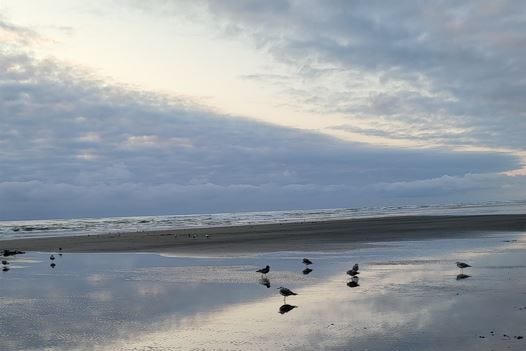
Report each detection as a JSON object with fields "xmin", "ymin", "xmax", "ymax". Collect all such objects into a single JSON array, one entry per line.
[{"xmin": 1, "ymin": 233, "xmax": 525, "ymax": 350}]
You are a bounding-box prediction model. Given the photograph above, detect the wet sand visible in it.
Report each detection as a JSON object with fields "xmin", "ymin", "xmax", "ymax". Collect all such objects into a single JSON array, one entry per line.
[
  {"xmin": 1, "ymin": 231, "xmax": 525, "ymax": 350},
  {"xmin": 2, "ymin": 214, "xmax": 526, "ymax": 254}
]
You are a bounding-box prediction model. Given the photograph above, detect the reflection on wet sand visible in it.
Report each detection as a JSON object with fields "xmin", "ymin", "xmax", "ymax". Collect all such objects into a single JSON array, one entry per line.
[
  {"xmin": 0, "ymin": 234, "xmax": 525, "ymax": 350},
  {"xmin": 279, "ymin": 304, "xmax": 297, "ymax": 314},
  {"xmin": 302, "ymin": 267, "xmax": 313, "ymax": 275},
  {"xmin": 258, "ymin": 276, "xmax": 271, "ymax": 288},
  {"xmin": 347, "ymin": 276, "xmax": 360, "ymax": 288}
]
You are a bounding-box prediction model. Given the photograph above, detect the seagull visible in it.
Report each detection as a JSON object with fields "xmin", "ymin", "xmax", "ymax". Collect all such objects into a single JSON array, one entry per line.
[
  {"xmin": 352, "ymin": 263, "xmax": 359, "ymax": 272},
  {"xmin": 456, "ymin": 261, "xmax": 471, "ymax": 273},
  {"xmin": 278, "ymin": 287, "xmax": 298, "ymax": 302},
  {"xmin": 346, "ymin": 269, "xmax": 360, "ymax": 277},
  {"xmin": 279, "ymin": 304, "xmax": 298, "ymax": 314},
  {"xmin": 303, "ymin": 258, "xmax": 313, "ymax": 265},
  {"xmin": 302, "ymin": 268, "xmax": 313, "ymax": 275},
  {"xmin": 50, "ymin": 255, "xmax": 55, "ymax": 260},
  {"xmin": 278, "ymin": 287, "xmax": 298, "ymax": 297},
  {"xmin": 256, "ymin": 265, "xmax": 270, "ymax": 275}
]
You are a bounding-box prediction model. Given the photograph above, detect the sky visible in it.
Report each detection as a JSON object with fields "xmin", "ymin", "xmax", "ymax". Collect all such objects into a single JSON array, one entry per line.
[{"xmin": 1, "ymin": 0, "xmax": 525, "ymax": 220}]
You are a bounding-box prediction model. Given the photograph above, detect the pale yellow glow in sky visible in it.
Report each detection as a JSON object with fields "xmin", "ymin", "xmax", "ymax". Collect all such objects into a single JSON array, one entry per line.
[
  {"xmin": 1, "ymin": 0, "xmax": 416, "ymax": 147},
  {"xmin": 3, "ymin": 0, "xmax": 526, "ymax": 173}
]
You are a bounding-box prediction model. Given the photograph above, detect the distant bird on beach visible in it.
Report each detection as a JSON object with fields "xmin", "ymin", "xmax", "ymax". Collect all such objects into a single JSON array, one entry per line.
[
  {"xmin": 346, "ymin": 269, "xmax": 359, "ymax": 277},
  {"xmin": 303, "ymin": 258, "xmax": 313, "ymax": 265},
  {"xmin": 256, "ymin": 265, "xmax": 270, "ymax": 275},
  {"xmin": 278, "ymin": 287, "xmax": 298, "ymax": 302},
  {"xmin": 279, "ymin": 304, "xmax": 298, "ymax": 314},
  {"xmin": 456, "ymin": 262, "xmax": 471, "ymax": 273},
  {"xmin": 352, "ymin": 263, "xmax": 359, "ymax": 272},
  {"xmin": 50, "ymin": 255, "xmax": 55, "ymax": 261},
  {"xmin": 2, "ymin": 249, "xmax": 24, "ymax": 257}
]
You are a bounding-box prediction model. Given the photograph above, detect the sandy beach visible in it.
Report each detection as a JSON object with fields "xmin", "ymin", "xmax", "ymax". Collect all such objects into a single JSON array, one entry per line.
[
  {"xmin": 1, "ymin": 225, "xmax": 525, "ymax": 350},
  {"xmin": 2, "ymin": 214, "xmax": 526, "ymax": 254}
]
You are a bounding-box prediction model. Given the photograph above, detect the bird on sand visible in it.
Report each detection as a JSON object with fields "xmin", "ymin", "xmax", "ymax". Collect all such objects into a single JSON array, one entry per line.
[
  {"xmin": 278, "ymin": 287, "xmax": 298, "ymax": 302},
  {"xmin": 278, "ymin": 287, "xmax": 298, "ymax": 297},
  {"xmin": 346, "ymin": 269, "xmax": 359, "ymax": 277},
  {"xmin": 256, "ymin": 265, "xmax": 270, "ymax": 275},
  {"xmin": 352, "ymin": 263, "xmax": 359, "ymax": 272},
  {"xmin": 279, "ymin": 304, "xmax": 298, "ymax": 314},
  {"xmin": 456, "ymin": 261, "xmax": 471, "ymax": 273},
  {"xmin": 303, "ymin": 258, "xmax": 313, "ymax": 265}
]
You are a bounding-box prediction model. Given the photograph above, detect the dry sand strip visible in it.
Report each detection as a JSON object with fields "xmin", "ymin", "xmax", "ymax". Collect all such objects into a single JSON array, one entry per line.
[{"xmin": 1, "ymin": 214, "xmax": 526, "ymax": 255}]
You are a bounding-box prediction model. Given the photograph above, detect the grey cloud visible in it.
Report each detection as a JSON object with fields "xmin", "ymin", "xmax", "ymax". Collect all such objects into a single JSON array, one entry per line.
[
  {"xmin": 1, "ymin": 18, "xmax": 525, "ymax": 219},
  {"xmin": 171, "ymin": 0, "xmax": 526, "ymax": 150}
]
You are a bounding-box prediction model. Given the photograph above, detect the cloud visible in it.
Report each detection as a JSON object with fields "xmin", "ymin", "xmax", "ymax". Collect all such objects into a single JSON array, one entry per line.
[
  {"xmin": 0, "ymin": 15, "xmax": 525, "ymax": 219},
  {"xmin": 148, "ymin": 0, "xmax": 526, "ymax": 151}
]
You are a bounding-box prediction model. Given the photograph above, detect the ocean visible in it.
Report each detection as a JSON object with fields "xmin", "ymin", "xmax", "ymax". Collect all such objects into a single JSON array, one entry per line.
[{"xmin": 1, "ymin": 200, "xmax": 525, "ymax": 240}]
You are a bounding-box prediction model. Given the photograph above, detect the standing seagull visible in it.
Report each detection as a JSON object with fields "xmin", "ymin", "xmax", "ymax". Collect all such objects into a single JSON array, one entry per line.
[
  {"xmin": 278, "ymin": 287, "xmax": 298, "ymax": 303},
  {"xmin": 303, "ymin": 258, "xmax": 313, "ymax": 265},
  {"xmin": 256, "ymin": 265, "xmax": 270, "ymax": 276},
  {"xmin": 456, "ymin": 262, "xmax": 471, "ymax": 273}
]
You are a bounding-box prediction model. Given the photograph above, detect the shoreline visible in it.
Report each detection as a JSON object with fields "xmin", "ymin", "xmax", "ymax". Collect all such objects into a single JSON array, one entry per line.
[{"xmin": 1, "ymin": 214, "xmax": 525, "ymax": 254}]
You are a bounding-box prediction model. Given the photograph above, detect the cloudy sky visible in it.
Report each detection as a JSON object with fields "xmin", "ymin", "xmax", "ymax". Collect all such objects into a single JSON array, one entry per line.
[{"xmin": 1, "ymin": 0, "xmax": 525, "ymax": 220}]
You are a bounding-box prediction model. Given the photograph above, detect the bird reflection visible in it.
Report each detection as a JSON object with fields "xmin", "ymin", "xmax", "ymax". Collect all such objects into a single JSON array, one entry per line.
[
  {"xmin": 347, "ymin": 276, "xmax": 360, "ymax": 288},
  {"xmin": 456, "ymin": 273, "xmax": 471, "ymax": 280},
  {"xmin": 302, "ymin": 268, "xmax": 313, "ymax": 275},
  {"xmin": 2, "ymin": 266, "xmax": 9, "ymax": 272},
  {"xmin": 258, "ymin": 276, "xmax": 271, "ymax": 288},
  {"xmin": 50, "ymin": 263, "xmax": 56, "ymax": 269},
  {"xmin": 279, "ymin": 304, "xmax": 298, "ymax": 314}
]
